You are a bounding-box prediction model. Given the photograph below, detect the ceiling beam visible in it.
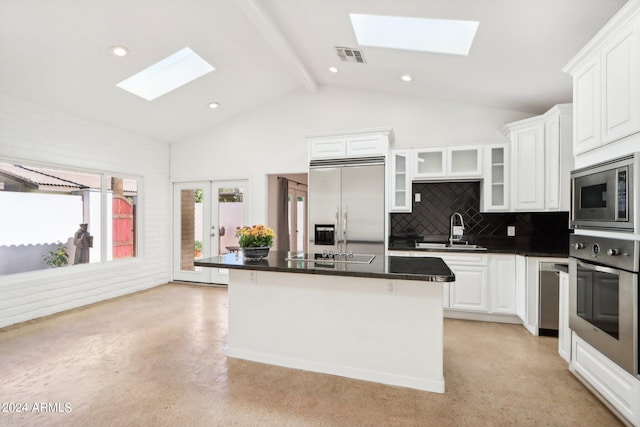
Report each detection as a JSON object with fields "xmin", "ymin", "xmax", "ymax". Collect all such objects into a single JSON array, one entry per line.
[{"xmin": 233, "ymin": 0, "xmax": 318, "ymax": 93}]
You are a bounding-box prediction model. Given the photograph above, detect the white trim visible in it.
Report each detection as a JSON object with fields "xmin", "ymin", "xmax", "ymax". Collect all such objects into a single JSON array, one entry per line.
[{"xmin": 305, "ymin": 126, "xmax": 395, "ymax": 143}]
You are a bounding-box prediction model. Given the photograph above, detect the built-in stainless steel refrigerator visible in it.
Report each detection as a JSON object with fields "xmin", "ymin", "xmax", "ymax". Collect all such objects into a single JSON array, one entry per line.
[{"xmin": 308, "ymin": 157, "xmax": 385, "ymax": 256}]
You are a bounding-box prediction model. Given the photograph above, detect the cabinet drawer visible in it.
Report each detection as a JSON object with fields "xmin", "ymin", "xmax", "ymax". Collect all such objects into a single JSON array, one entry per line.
[
  {"xmin": 437, "ymin": 253, "xmax": 488, "ymax": 265},
  {"xmin": 572, "ymin": 334, "xmax": 640, "ymax": 425}
]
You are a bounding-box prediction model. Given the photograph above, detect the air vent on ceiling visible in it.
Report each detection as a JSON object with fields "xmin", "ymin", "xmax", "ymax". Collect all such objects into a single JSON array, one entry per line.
[{"xmin": 335, "ymin": 47, "xmax": 366, "ymax": 64}]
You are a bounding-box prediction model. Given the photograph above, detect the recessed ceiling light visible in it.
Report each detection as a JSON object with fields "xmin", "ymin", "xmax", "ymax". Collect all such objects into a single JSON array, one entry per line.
[
  {"xmin": 208, "ymin": 102, "xmax": 220, "ymax": 109},
  {"xmin": 116, "ymin": 47, "xmax": 215, "ymax": 101},
  {"xmin": 401, "ymin": 74, "xmax": 412, "ymax": 82},
  {"xmin": 350, "ymin": 14, "xmax": 479, "ymax": 56},
  {"xmin": 110, "ymin": 46, "xmax": 129, "ymax": 57},
  {"xmin": 329, "ymin": 67, "xmax": 338, "ymax": 73}
]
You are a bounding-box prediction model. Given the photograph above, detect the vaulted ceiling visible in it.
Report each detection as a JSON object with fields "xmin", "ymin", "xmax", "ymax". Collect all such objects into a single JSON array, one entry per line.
[{"xmin": 0, "ymin": 0, "xmax": 627, "ymax": 143}]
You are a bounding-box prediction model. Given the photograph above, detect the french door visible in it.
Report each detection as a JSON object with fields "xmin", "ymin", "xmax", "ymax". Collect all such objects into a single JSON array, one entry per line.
[{"xmin": 173, "ymin": 180, "xmax": 248, "ymax": 284}]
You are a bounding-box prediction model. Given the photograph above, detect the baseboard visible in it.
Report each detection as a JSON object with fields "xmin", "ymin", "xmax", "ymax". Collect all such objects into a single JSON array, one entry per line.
[
  {"xmin": 226, "ymin": 347, "xmax": 445, "ymax": 394},
  {"xmin": 444, "ymin": 310, "xmax": 521, "ymax": 325}
]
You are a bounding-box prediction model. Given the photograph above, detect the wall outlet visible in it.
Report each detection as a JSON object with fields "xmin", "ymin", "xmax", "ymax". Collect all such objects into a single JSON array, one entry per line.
[
  {"xmin": 414, "ymin": 193, "xmax": 421, "ymax": 203},
  {"xmin": 387, "ymin": 281, "xmax": 396, "ymax": 294},
  {"xmin": 507, "ymin": 226, "xmax": 516, "ymax": 237},
  {"xmin": 249, "ymin": 271, "xmax": 257, "ymax": 284}
]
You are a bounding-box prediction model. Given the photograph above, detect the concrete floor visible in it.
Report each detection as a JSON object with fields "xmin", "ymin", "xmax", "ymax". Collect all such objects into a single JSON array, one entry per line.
[{"xmin": 0, "ymin": 283, "xmax": 623, "ymax": 426}]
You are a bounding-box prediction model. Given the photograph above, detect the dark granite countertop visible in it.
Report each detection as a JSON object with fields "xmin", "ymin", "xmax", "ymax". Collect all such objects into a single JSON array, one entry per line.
[
  {"xmin": 387, "ymin": 245, "xmax": 568, "ymax": 258},
  {"xmin": 388, "ymin": 235, "xmax": 569, "ymax": 258},
  {"xmin": 195, "ymin": 251, "xmax": 455, "ymax": 282}
]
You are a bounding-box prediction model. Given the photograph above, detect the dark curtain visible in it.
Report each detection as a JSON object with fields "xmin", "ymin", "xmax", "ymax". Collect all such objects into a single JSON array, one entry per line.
[{"xmin": 277, "ymin": 177, "xmax": 290, "ymax": 251}]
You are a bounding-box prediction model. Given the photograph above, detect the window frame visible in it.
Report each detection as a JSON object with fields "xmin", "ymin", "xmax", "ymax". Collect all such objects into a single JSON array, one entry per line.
[{"xmin": 0, "ymin": 156, "xmax": 143, "ymax": 275}]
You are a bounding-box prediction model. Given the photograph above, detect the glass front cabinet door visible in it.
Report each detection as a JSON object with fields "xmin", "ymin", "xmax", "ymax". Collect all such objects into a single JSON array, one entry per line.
[
  {"xmin": 482, "ymin": 144, "xmax": 509, "ymax": 211},
  {"xmin": 390, "ymin": 149, "xmax": 411, "ymax": 212}
]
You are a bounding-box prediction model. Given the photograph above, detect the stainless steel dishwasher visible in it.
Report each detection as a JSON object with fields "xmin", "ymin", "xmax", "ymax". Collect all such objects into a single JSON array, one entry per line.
[{"xmin": 538, "ymin": 263, "xmax": 560, "ymax": 336}]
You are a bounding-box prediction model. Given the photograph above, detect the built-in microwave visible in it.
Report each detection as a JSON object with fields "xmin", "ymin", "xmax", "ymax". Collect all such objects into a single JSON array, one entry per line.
[{"xmin": 570, "ymin": 153, "xmax": 637, "ymax": 232}]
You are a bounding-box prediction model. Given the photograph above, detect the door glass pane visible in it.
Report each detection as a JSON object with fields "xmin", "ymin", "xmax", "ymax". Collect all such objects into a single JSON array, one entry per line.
[
  {"xmin": 581, "ymin": 183, "xmax": 608, "ymax": 208},
  {"xmin": 288, "ymin": 193, "xmax": 294, "ymax": 251},
  {"xmin": 218, "ymin": 187, "xmax": 243, "ymax": 254},
  {"xmin": 576, "ymin": 267, "xmax": 619, "ymax": 339},
  {"xmin": 286, "ymin": 189, "xmax": 306, "ymax": 253},
  {"xmin": 180, "ymin": 188, "xmax": 203, "ymax": 272},
  {"xmin": 296, "ymin": 194, "xmax": 305, "ymax": 252},
  {"xmin": 417, "ymin": 151, "xmax": 443, "ymax": 174}
]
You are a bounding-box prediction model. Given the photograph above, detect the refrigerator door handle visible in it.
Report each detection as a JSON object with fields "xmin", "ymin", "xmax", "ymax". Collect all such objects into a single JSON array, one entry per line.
[
  {"xmin": 335, "ymin": 207, "xmax": 340, "ymax": 253},
  {"xmin": 343, "ymin": 207, "xmax": 348, "ymax": 255}
]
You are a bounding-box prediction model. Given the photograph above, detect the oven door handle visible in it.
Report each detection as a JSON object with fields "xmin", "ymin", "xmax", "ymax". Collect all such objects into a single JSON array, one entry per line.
[{"xmin": 575, "ymin": 260, "xmax": 621, "ymax": 276}]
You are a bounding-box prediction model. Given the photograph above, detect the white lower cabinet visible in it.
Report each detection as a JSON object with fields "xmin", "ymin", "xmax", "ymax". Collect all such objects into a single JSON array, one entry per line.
[
  {"xmin": 515, "ymin": 255, "xmax": 527, "ymax": 322},
  {"xmin": 389, "ymin": 252, "xmax": 570, "ymax": 332},
  {"xmin": 449, "ymin": 265, "xmax": 489, "ymax": 311},
  {"xmin": 490, "ymin": 254, "xmax": 516, "ymax": 314},
  {"xmin": 558, "ymin": 271, "xmax": 571, "ymax": 363},
  {"xmin": 389, "ymin": 251, "xmax": 517, "ymax": 319},
  {"xmin": 434, "ymin": 252, "xmax": 489, "ymax": 313},
  {"xmin": 572, "ymin": 334, "xmax": 640, "ymax": 426}
]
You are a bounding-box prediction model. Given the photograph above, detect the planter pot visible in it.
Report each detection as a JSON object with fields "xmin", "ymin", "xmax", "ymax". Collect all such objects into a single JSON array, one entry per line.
[{"xmin": 241, "ymin": 246, "xmax": 271, "ymax": 260}]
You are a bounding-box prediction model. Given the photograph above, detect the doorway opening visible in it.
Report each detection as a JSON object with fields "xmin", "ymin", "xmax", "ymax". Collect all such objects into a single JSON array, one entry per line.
[
  {"xmin": 267, "ymin": 174, "xmax": 307, "ymax": 253},
  {"xmin": 173, "ymin": 180, "xmax": 248, "ymax": 284}
]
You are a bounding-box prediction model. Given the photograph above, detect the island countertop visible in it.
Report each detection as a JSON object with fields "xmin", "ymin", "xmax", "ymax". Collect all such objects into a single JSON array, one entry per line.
[{"xmin": 195, "ymin": 251, "xmax": 455, "ymax": 282}]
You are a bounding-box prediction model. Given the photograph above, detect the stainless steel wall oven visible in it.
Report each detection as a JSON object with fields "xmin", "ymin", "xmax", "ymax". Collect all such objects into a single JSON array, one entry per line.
[{"xmin": 569, "ymin": 234, "xmax": 639, "ymax": 378}]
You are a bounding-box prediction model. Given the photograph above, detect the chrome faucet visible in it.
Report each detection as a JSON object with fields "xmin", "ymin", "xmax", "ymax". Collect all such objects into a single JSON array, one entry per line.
[{"xmin": 449, "ymin": 212, "xmax": 465, "ymax": 245}]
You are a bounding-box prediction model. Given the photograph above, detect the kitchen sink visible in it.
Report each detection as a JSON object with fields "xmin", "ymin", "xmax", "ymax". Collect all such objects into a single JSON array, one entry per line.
[
  {"xmin": 285, "ymin": 253, "xmax": 376, "ymax": 264},
  {"xmin": 415, "ymin": 242, "xmax": 487, "ymax": 251}
]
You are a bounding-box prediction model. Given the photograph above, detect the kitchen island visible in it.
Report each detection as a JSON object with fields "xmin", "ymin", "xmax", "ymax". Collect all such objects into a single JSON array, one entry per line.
[{"xmin": 196, "ymin": 251, "xmax": 454, "ymax": 393}]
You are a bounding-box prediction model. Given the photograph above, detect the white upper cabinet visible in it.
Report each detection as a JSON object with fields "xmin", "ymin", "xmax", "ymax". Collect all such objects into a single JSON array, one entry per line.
[
  {"xmin": 390, "ymin": 149, "xmax": 411, "ymax": 212},
  {"xmin": 346, "ymin": 133, "xmax": 389, "ymax": 157},
  {"xmin": 602, "ymin": 17, "xmax": 640, "ymax": 144},
  {"xmin": 308, "ymin": 128, "xmax": 394, "ymax": 161},
  {"xmin": 511, "ymin": 123, "xmax": 546, "ymax": 210},
  {"xmin": 573, "ymin": 56, "xmax": 602, "ymax": 154},
  {"xmin": 545, "ymin": 114, "xmax": 561, "ymax": 210},
  {"xmin": 564, "ymin": 4, "xmax": 640, "ymax": 156},
  {"xmin": 308, "ymin": 136, "xmax": 347, "ymax": 160},
  {"xmin": 413, "ymin": 148, "xmax": 446, "ymax": 178},
  {"xmin": 503, "ymin": 104, "xmax": 573, "ymax": 212},
  {"xmin": 413, "ymin": 145, "xmax": 482, "ymax": 180},
  {"xmin": 448, "ymin": 146, "xmax": 482, "ymax": 177},
  {"xmin": 482, "ymin": 144, "xmax": 509, "ymax": 212}
]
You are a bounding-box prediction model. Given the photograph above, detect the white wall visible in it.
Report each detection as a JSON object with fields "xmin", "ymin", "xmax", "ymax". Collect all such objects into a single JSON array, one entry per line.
[
  {"xmin": 171, "ymin": 85, "xmax": 534, "ymax": 226},
  {"xmin": 0, "ymin": 94, "xmax": 171, "ymax": 328}
]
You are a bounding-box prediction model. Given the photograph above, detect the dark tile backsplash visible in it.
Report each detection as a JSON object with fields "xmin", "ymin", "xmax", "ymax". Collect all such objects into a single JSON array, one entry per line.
[{"xmin": 389, "ymin": 181, "xmax": 570, "ymax": 255}]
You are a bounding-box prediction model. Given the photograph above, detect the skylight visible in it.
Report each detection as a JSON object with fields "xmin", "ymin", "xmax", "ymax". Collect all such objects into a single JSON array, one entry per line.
[
  {"xmin": 116, "ymin": 47, "xmax": 214, "ymax": 101},
  {"xmin": 349, "ymin": 14, "xmax": 479, "ymax": 56}
]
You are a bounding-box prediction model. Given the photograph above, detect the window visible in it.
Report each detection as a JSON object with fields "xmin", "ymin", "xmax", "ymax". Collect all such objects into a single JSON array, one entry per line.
[{"xmin": 0, "ymin": 161, "xmax": 139, "ymax": 275}]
